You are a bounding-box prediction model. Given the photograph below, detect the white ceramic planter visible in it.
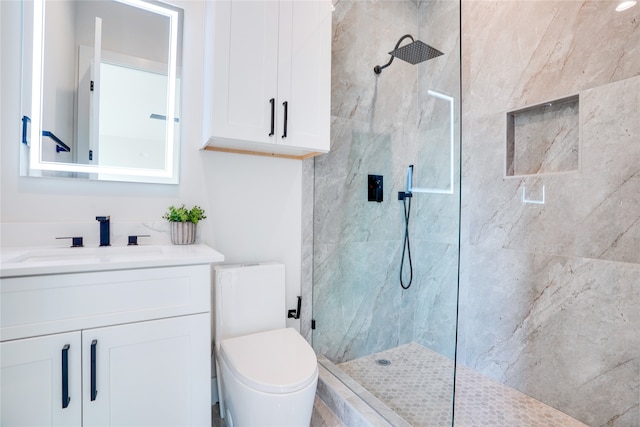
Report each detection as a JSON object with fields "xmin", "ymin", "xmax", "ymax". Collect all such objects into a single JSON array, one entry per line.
[{"xmin": 170, "ymin": 222, "xmax": 196, "ymax": 245}]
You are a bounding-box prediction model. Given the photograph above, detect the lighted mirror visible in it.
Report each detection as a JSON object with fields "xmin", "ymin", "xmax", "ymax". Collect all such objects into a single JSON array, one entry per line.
[{"xmin": 21, "ymin": 0, "xmax": 183, "ymax": 184}]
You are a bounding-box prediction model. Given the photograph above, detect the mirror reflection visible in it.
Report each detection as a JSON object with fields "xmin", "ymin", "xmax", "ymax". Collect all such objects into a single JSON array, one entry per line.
[{"xmin": 21, "ymin": 0, "xmax": 182, "ymax": 184}]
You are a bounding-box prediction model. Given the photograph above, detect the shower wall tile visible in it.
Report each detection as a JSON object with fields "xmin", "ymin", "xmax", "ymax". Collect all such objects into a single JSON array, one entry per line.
[
  {"xmin": 397, "ymin": 239, "xmax": 459, "ymax": 358},
  {"xmin": 314, "ymin": 114, "xmax": 461, "ymax": 363},
  {"xmin": 313, "ymin": 237, "xmax": 460, "ymax": 363},
  {"xmin": 575, "ymin": 77, "xmax": 640, "ymax": 263},
  {"xmin": 461, "ymin": 1, "xmax": 640, "ymax": 425},
  {"xmin": 457, "ymin": 245, "xmax": 640, "ymax": 427},
  {"xmin": 416, "ymin": 0, "xmax": 461, "ymax": 135},
  {"xmin": 313, "ymin": 240, "xmax": 404, "ymax": 362},
  {"xmin": 314, "ymin": 117, "xmax": 404, "ymax": 245},
  {"xmin": 462, "ymin": 0, "xmax": 640, "ymax": 112},
  {"xmin": 331, "ymin": 0, "xmax": 419, "ymax": 131},
  {"xmin": 407, "ymin": 240, "xmax": 459, "ymax": 360},
  {"xmin": 315, "ymin": 117, "xmax": 461, "ymax": 247},
  {"xmin": 464, "ymin": 77, "xmax": 640, "ymax": 265},
  {"xmin": 408, "ymin": 130, "xmax": 461, "ymax": 246}
]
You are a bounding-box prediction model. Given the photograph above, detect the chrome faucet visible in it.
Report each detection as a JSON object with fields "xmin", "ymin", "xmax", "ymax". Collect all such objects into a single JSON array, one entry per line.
[{"xmin": 96, "ymin": 216, "xmax": 110, "ymax": 246}]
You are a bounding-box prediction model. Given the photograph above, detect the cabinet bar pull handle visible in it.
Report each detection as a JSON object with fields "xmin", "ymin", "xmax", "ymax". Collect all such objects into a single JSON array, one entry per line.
[
  {"xmin": 62, "ymin": 344, "xmax": 71, "ymax": 409},
  {"xmin": 282, "ymin": 101, "xmax": 288, "ymax": 138},
  {"xmin": 269, "ymin": 98, "xmax": 275, "ymax": 137},
  {"xmin": 90, "ymin": 340, "xmax": 98, "ymax": 401},
  {"xmin": 22, "ymin": 115, "xmax": 31, "ymax": 145}
]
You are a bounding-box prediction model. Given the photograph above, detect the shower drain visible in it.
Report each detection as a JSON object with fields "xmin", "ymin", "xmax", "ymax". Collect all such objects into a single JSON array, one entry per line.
[{"xmin": 376, "ymin": 359, "xmax": 391, "ymax": 366}]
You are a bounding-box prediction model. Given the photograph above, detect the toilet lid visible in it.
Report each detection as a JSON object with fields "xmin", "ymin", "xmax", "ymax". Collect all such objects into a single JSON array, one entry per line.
[{"xmin": 219, "ymin": 328, "xmax": 318, "ymax": 394}]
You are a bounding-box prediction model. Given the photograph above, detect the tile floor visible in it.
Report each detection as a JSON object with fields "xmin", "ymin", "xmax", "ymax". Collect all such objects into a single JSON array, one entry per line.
[
  {"xmin": 211, "ymin": 397, "xmax": 345, "ymax": 427},
  {"xmin": 338, "ymin": 342, "xmax": 588, "ymax": 427}
]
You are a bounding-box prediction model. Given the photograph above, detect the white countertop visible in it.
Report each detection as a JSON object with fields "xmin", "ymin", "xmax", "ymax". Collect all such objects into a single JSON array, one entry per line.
[{"xmin": 0, "ymin": 244, "xmax": 225, "ymax": 278}]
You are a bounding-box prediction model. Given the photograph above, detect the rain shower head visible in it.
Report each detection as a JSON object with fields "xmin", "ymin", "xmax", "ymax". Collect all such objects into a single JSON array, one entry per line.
[
  {"xmin": 374, "ymin": 34, "xmax": 444, "ymax": 75},
  {"xmin": 390, "ymin": 40, "xmax": 444, "ymax": 64}
]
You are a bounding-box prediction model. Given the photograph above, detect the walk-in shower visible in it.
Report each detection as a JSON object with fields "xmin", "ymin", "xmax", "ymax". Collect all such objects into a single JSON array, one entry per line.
[{"xmin": 313, "ymin": 0, "xmax": 637, "ymax": 425}]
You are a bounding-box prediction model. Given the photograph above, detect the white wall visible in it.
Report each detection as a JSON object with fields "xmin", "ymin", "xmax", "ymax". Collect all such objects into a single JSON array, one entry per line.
[{"xmin": 0, "ymin": 1, "xmax": 303, "ymax": 328}]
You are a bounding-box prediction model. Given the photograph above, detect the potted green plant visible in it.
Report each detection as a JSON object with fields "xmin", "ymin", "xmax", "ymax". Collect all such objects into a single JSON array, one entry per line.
[{"xmin": 163, "ymin": 204, "xmax": 206, "ymax": 245}]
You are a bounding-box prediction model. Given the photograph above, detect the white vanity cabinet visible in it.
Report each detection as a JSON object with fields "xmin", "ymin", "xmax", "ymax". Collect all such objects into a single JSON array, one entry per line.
[
  {"xmin": 1, "ymin": 332, "xmax": 82, "ymax": 426},
  {"xmin": 82, "ymin": 314, "xmax": 209, "ymax": 426},
  {"xmin": 202, "ymin": 0, "xmax": 332, "ymax": 159},
  {"xmin": 0, "ymin": 247, "xmax": 222, "ymax": 427}
]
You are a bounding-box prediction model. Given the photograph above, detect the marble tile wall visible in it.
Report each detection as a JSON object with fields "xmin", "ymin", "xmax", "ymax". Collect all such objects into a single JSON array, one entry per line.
[
  {"xmin": 459, "ymin": 1, "xmax": 640, "ymax": 426},
  {"xmin": 313, "ymin": 0, "xmax": 461, "ymax": 363}
]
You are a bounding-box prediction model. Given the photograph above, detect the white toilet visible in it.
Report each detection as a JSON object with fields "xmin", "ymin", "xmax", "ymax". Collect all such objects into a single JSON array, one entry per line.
[{"xmin": 213, "ymin": 263, "xmax": 318, "ymax": 427}]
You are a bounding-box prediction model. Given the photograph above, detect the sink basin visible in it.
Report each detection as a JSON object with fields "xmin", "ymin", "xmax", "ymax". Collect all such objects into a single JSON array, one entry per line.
[
  {"xmin": 7, "ymin": 246, "xmax": 164, "ymax": 264},
  {"xmin": 1, "ymin": 244, "xmax": 224, "ymax": 277}
]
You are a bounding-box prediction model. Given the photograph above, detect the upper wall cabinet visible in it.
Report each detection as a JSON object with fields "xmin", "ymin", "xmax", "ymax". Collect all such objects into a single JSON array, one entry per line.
[{"xmin": 202, "ymin": 0, "xmax": 332, "ymax": 160}]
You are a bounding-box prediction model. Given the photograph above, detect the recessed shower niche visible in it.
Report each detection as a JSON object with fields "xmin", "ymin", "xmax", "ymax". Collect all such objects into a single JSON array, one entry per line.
[{"xmin": 506, "ymin": 95, "xmax": 579, "ymax": 176}]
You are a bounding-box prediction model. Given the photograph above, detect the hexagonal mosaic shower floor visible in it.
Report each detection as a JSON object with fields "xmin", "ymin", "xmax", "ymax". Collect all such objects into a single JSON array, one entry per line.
[{"xmin": 338, "ymin": 343, "xmax": 587, "ymax": 426}]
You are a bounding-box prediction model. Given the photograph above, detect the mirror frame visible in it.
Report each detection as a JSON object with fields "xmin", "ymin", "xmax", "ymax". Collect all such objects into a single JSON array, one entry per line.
[{"xmin": 23, "ymin": 0, "xmax": 181, "ymax": 184}]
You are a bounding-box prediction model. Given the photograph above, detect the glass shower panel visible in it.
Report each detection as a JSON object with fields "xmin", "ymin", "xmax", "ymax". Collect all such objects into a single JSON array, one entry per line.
[{"xmin": 312, "ymin": 0, "xmax": 461, "ymax": 424}]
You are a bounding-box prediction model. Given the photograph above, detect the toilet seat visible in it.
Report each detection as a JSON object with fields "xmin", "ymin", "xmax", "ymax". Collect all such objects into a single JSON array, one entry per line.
[{"xmin": 219, "ymin": 328, "xmax": 318, "ymax": 394}]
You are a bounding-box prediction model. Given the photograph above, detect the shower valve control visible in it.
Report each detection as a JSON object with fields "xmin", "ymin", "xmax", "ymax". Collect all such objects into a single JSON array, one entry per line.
[{"xmin": 368, "ymin": 175, "xmax": 384, "ymax": 203}]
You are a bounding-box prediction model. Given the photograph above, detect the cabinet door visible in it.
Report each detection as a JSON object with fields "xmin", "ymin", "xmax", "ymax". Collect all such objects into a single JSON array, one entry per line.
[
  {"xmin": 1, "ymin": 332, "xmax": 81, "ymax": 427},
  {"xmin": 82, "ymin": 314, "xmax": 210, "ymax": 427},
  {"xmin": 277, "ymin": 0, "xmax": 331, "ymax": 151},
  {"xmin": 210, "ymin": 0, "xmax": 280, "ymax": 144}
]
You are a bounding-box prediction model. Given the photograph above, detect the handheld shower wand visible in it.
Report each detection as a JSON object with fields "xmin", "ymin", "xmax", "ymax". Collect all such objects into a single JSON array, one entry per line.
[
  {"xmin": 399, "ymin": 165, "xmax": 414, "ymax": 289},
  {"xmin": 398, "ymin": 164, "xmax": 413, "ymax": 200},
  {"xmin": 406, "ymin": 165, "xmax": 413, "ymax": 196}
]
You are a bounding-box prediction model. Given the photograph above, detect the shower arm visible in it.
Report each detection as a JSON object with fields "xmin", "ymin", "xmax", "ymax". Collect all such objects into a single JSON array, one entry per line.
[{"xmin": 374, "ymin": 34, "xmax": 414, "ymax": 75}]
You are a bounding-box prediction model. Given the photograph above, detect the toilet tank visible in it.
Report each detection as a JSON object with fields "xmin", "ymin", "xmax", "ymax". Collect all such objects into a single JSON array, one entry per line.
[{"xmin": 213, "ymin": 263, "xmax": 286, "ymax": 343}]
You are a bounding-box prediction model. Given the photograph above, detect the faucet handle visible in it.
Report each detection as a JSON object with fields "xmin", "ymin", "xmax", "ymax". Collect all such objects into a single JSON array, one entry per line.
[
  {"xmin": 56, "ymin": 236, "xmax": 84, "ymax": 248},
  {"xmin": 128, "ymin": 235, "xmax": 151, "ymax": 246}
]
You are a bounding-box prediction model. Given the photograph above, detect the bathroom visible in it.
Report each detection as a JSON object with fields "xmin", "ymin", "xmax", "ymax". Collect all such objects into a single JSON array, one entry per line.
[{"xmin": 1, "ymin": 0, "xmax": 638, "ymax": 426}]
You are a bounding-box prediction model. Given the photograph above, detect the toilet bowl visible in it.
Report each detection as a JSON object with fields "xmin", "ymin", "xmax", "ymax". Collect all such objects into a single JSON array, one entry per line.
[
  {"xmin": 213, "ymin": 263, "xmax": 318, "ymax": 427},
  {"xmin": 217, "ymin": 328, "xmax": 318, "ymax": 426}
]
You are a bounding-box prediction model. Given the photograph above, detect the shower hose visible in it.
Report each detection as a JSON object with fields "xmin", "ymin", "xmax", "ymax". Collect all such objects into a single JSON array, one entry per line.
[{"xmin": 400, "ymin": 196, "xmax": 413, "ymax": 289}]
